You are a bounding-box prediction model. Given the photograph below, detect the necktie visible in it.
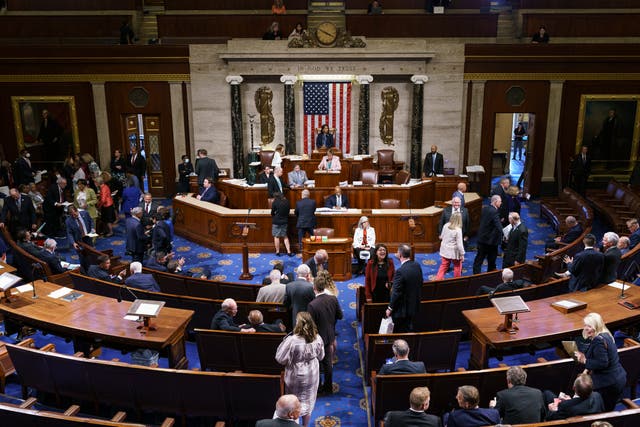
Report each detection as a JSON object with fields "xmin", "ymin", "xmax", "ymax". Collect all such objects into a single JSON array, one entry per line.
[
  {"xmin": 77, "ymin": 217, "xmax": 86, "ymax": 237},
  {"xmin": 277, "ymin": 177, "xmax": 282, "ymax": 192},
  {"xmin": 582, "ymin": 155, "xmax": 586, "ymax": 163},
  {"xmin": 433, "ymin": 154, "xmax": 437, "ymax": 170},
  {"xmin": 145, "ymin": 202, "xmax": 150, "ymax": 213},
  {"xmin": 363, "ymin": 228, "xmax": 367, "ymax": 245},
  {"xmin": 132, "ymin": 155, "xmax": 136, "ymax": 166},
  {"xmin": 16, "ymin": 198, "xmax": 21, "ymax": 212},
  {"xmin": 336, "ymin": 195, "xmax": 341, "ymax": 208},
  {"xmin": 59, "ymin": 187, "xmax": 64, "ymax": 203}
]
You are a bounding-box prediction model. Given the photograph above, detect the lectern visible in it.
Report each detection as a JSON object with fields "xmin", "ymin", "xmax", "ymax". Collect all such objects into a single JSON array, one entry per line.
[
  {"xmin": 234, "ymin": 221, "xmax": 257, "ymax": 280},
  {"xmin": 127, "ymin": 299, "xmax": 165, "ymax": 333},
  {"xmin": 491, "ymin": 295, "xmax": 530, "ymax": 333}
]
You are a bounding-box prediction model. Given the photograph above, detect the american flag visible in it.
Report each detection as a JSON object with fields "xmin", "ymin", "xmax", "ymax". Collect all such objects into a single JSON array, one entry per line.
[{"xmin": 303, "ymin": 82, "xmax": 352, "ymax": 155}]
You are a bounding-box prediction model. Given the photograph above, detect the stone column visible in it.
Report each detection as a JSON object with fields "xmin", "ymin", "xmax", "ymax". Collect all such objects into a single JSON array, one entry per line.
[
  {"xmin": 226, "ymin": 75, "xmax": 244, "ymax": 178},
  {"xmin": 281, "ymin": 75, "xmax": 298, "ymax": 155},
  {"xmin": 169, "ymin": 82, "xmax": 187, "ymax": 176},
  {"xmin": 356, "ymin": 75, "xmax": 373, "ymax": 155},
  {"xmin": 90, "ymin": 82, "xmax": 111, "ymax": 170},
  {"xmin": 410, "ymin": 75, "xmax": 428, "ymax": 178},
  {"xmin": 467, "ymin": 80, "xmax": 486, "ymax": 166},
  {"xmin": 543, "ymin": 80, "xmax": 565, "ymax": 189}
]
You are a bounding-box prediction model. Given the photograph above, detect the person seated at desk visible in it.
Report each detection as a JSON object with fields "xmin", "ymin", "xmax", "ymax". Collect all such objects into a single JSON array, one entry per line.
[
  {"xmin": 40, "ymin": 238, "xmax": 66, "ymax": 274},
  {"xmin": 317, "ymin": 148, "xmax": 341, "ymax": 172},
  {"xmin": 544, "ymin": 373, "xmax": 604, "ymax": 421},
  {"xmin": 211, "ymin": 298, "xmax": 255, "ymax": 332},
  {"xmin": 15, "ymin": 228, "xmax": 45, "ymax": 258},
  {"xmin": 443, "ymin": 385, "xmax": 500, "ymax": 427},
  {"xmin": 166, "ymin": 257, "xmax": 210, "ymax": 279},
  {"xmin": 325, "ymin": 186, "xmax": 349, "ymax": 210},
  {"xmin": 288, "ymin": 164, "xmax": 308, "ymax": 188},
  {"xmin": 258, "ymin": 165, "xmax": 274, "ymax": 184},
  {"xmin": 379, "ymin": 339, "xmax": 426, "ymax": 375},
  {"xmin": 143, "ymin": 250, "xmax": 170, "ymax": 272},
  {"xmin": 197, "ymin": 177, "xmax": 219, "ymax": 204},
  {"xmin": 316, "ymin": 124, "xmax": 334, "ymax": 149},
  {"xmin": 384, "ymin": 387, "xmax": 441, "ymax": 427},
  {"xmin": 243, "ymin": 309, "xmax": 286, "ymax": 333},
  {"xmin": 124, "ymin": 261, "xmax": 160, "ymax": 293},
  {"xmin": 87, "ymin": 254, "xmax": 126, "ymax": 283},
  {"xmin": 475, "ymin": 268, "xmax": 528, "ymax": 296},
  {"xmin": 353, "ymin": 215, "xmax": 375, "ymax": 275},
  {"xmin": 545, "ymin": 215, "xmax": 583, "ymax": 252}
]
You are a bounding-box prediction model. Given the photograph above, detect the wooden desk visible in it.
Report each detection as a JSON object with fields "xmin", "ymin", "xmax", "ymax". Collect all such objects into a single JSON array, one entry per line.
[
  {"xmin": 0, "ymin": 281, "xmax": 193, "ymax": 368},
  {"xmin": 429, "ymin": 175, "xmax": 469, "ymax": 206},
  {"xmin": 463, "ymin": 283, "xmax": 640, "ymax": 369},
  {"xmin": 282, "ymin": 156, "xmax": 373, "ymax": 183},
  {"xmin": 302, "ymin": 237, "xmax": 353, "ymax": 281},
  {"xmin": 313, "ymin": 170, "xmax": 341, "ymax": 188},
  {"xmin": 0, "ymin": 261, "xmax": 17, "ymax": 275}
]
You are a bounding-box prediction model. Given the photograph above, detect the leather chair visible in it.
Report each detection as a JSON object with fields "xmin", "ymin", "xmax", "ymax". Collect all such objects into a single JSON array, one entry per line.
[
  {"xmin": 394, "ymin": 169, "xmax": 411, "ymax": 185},
  {"xmin": 379, "ymin": 199, "xmax": 400, "ymax": 209},
  {"xmin": 217, "ymin": 191, "xmax": 228, "ymax": 207},
  {"xmin": 258, "ymin": 151, "xmax": 275, "ymax": 169},
  {"xmin": 360, "ymin": 169, "xmax": 379, "ymax": 185},
  {"xmin": 267, "ymin": 198, "xmax": 274, "ymax": 209},
  {"xmin": 313, "ymin": 228, "xmax": 335, "ymax": 238},
  {"xmin": 376, "ymin": 149, "xmax": 398, "ymax": 182}
]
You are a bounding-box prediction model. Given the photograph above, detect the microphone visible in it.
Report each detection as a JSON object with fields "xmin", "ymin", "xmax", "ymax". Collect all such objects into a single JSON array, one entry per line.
[
  {"xmin": 117, "ymin": 283, "xmax": 139, "ymax": 303},
  {"xmin": 31, "ymin": 263, "xmax": 46, "ymax": 299}
]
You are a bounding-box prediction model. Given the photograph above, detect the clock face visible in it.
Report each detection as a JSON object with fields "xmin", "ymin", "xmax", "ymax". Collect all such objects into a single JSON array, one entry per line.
[{"xmin": 316, "ymin": 22, "xmax": 337, "ymax": 46}]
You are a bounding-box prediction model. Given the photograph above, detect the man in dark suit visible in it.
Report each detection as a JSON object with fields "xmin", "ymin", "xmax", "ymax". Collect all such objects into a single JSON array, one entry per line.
[
  {"xmin": 151, "ymin": 213, "xmax": 172, "ymax": 255},
  {"xmin": 127, "ymin": 146, "xmax": 146, "ymax": 191},
  {"xmin": 473, "ymin": 195, "xmax": 503, "ymax": 274},
  {"xmin": 545, "ymin": 215, "xmax": 583, "ymax": 251},
  {"xmin": 295, "ymin": 189, "xmax": 316, "ymax": 248},
  {"xmin": 39, "ymin": 238, "xmax": 66, "ymax": 274},
  {"xmin": 571, "ymin": 145, "xmax": 591, "ymax": 196},
  {"xmin": 324, "ymin": 186, "xmax": 349, "ymax": 210},
  {"xmin": 283, "ymin": 264, "xmax": 315, "ymax": 327},
  {"xmin": 438, "ymin": 196, "xmax": 470, "ymax": 242},
  {"xmin": 258, "ymin": 165, "xmax": 273, "ymax": 184},
  {"xmin": 0, "ymin": 187, "xmax": 36, "ymax": 237},
  {"xmin": 443, "ymin": 385, "xmax": 500, "ymax": 427},
  {"xmin": 490, "ymin": 176, "xmax": 510, "ymax": 225},
  {"xmin": 386, "ymin": 244, "xmax": 423, "ymax": 333},
  {"xmin": 194, "ymin": 148, "xmax": 220, "ymax": 187},
  {"xmin": 87, "ymin": 254, "xmax": 126, "ymax": 283},
  {"xmin": 503, "ymin": 212, "xmax": 528, "ymax": 268},
  {"xmin": 42, "ymin": 176, "xmax": 67, "ymax": 237},
  {"xmin": 267, "ymin": 166, "xmax": 288, "ymax": 198},
  {"xmin": 65, "ymin": 205, "xmax": 94, "ymax": 250},
  {"xmin": 210, "ymin": 298, "xmax": 255, "ymax": 332},
  {"xmin": 493, "ymin": 366, "xmax": 546, "ymax": 424},
  {"xmin": 562, "ymin": 234, "xmax": 604, "ymax": 292},
  {"xmin": 304, "ymin": 249, "xmax": 328, "ymax": 277},
  {"xmin": 384, "ymin": 386, "xmax": 442, "ymax": 427},
  {"xmin": 475, "ymin": 268, "xmax": 528, "ymax": 296},
  {"xmin": 422, "ymin": 145, "xmax": 444, "ymax": 177},
  {"xmin": 308, "ymin": 275, "xmax": 343, "ymax": 394},
  {"xmin": 138, "ymin": 192, "xmax": 159, "ymax": 220},
  {"xmin": 124, "ymin": 261, "xmax": 161, "ymax": 292},
  {"xmin": 15, "ymin": 228, "xmax": 45, "ymax": 258},
  {"xmin": 600, "ymin": 232, "xmax": 621, "ymax": 284},
  {"xmin": 379, "ymin": 339, "xmax": 426, "ymax": 375},
  {"xmin": 545, "ymin": 374, "xmax": 605, "ymax": 421},
  {"xmin": 196, "ymin": 177, "xmax": 219, "ymax": 204},
  {"xmin": 627, "ymin": 218, "xmax": 640, "ymax": 249},
  {"xmin": 256, "ymin": 394, "xmax": 301, "ymax": 426},
  {"xmin": 125, "ymin": 207, "xmax": 148, "ymax": 262},
  {"xmin": 242, "ymin": 310, "xmax": 286, "ymax": 332},
  {"xmin": 14, "ymin": 149, "xmax": 35, "ymax": 186}
]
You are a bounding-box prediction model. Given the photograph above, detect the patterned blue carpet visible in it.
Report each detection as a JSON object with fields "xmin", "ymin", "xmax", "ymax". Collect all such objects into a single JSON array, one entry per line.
[{"xmin": 0, "ymin": 198, "xmax": 619, "ymax": 426}]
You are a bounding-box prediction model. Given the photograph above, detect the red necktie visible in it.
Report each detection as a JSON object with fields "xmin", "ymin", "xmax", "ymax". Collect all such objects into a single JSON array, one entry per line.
[{"xmin": 363, "ymin": 228, "xmax": 367, "ymax": 244}]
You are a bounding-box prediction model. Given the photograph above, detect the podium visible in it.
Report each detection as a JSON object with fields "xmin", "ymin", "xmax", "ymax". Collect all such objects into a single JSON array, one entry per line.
[
  {"xmin": 302, "ymin": 237, "xmax": 352, "ymax": 280},
  {"xmin": 234, "ymin": 221, "xmax": 257, "ymax": 280},
  {"xmin": 491, "ymin": 295, "xmax": 530, "ymax": 333},
  {"xmin": 313, "ymin": 170, "xmax": 341, "ymax": 188}
]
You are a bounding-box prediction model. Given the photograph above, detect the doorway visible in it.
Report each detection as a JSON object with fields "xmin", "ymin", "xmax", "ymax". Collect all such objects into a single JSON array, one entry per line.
[
  {"xmin": 492, "ymin": 113, "xmax": 535, "ymax": 193},
  {"xmin": 123, "ymin": 114, "xmax": 164, "ymax": 196}
]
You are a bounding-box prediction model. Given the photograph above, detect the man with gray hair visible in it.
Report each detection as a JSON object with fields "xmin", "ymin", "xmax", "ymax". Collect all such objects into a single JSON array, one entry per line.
[
  {"xmin": 475, "ymin": 268, "xmax": 528, "ymax": 296},
  {"xmin": 126, "ymin": 206, "xmax": 148, "ymax": 262},
  {"xmin": 39, "ymin": 238, "xmax": 65, "ymax": 274},
  {"xmin": 295, "ymin": 188, "xmax": 316, "ymax": 249},
  {"xmin": 503, "ymin": 211, "xmax": 528, "ymax": 268},
  {"xmin": 491, "ymin": 366, "xmax": 545, "ymax": 424},
  {"xmin": 283, "ymin": 264, "xmax": 315, "ymax": 327},
  {"xmin": 600, "ymin": 231, "xmax": 621, "ymax": 284},
  {"xmin": 473, "ymin": 194, "xmax": 503, "ymax": 274},
  {"xmin": 257, "ymin": 269, "xmax": 286, "ymax": 303},
  {"xmin": 304, "ymin": 249, "xmax": 328, "ymax": 277},
  {"xmin": 124, "ymin": 261, "xmax": 160, "ymax": 292},
  {"xmin": 43, "ymin": 175, "xmax": 68, "ymax": 237},
  {"xmin": 210, "ymin": 298, "xmax": 255, "ymax": 332},
  {"xmin": 379, "ymin": 339, "xmax": 426, "ymax": 375},
  {"xmin": 256, "ymin": 394, "xmax": 301, "ymax": 426}
]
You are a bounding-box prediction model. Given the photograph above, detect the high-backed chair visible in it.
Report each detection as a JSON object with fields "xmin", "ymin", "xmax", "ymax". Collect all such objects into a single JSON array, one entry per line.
[
  {"xmin": 394, "ymin": 169, "xmax": 411, "ymax": 185},
  {"xmin": 360, "ymin": 169, "xmax": 379, "ymax": 185},
  {"xmin": 313, "ymin": 228, "xmax": 335, "ymax": 238},
  {"xmin": 217, "ymin": 191, "xmax": 228, "ymax": 207},
  {"xmin": 258, "ymin": 150, "xmax": 275, "ymax": 169},
  {"xmin": 380, "ymin": 199, "xmax": 400, "ymax": 209},
  {"xmin": 376, "ymin": 149, "xmax": 398, "ymax": 182}
]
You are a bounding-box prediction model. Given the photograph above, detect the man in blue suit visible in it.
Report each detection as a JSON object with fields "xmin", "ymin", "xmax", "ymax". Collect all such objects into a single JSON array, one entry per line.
[
  {"xmin": 562, "ymin": 234, "xmax": 604, "ymax": 292},
  {"xmin": 65, "ymin": 205, "xmax": 94, "ymax": 250},
  {"xmin": 197, "ymin": 177, "xmax": 219, "ymax": 204},
  {"xmin": 627, "ymin": 218, "xmax": 640, "ymax": 249},
  {"xmin": 379, "ymin": 339, "xmax": 426, "ymax": 375},
  {"xmin": 39, "ymin": 238, "xmax": 66, "ymax": 274},
  {"xmin": 546, "ymin": 215, "xmax": 583, "ymax": 251},
  {"xmin": 451, "ymin": 182, "xmax": 466, "ymax": 208},
  {"xmin": 125, "ymin": 207, "xmax": 148, "ymax": 262},
  {"xmin": 124, "ymin": 261, "xmax": 160, "ymax": 292},
  {"xmin": 295, "ymin": 189, "xmax": 316, "ymax": 248},
  {"xmin": 383, "ymin": 387, "xmax": 441, "ymax": 427},
  {"xmin": 324, "ymin": 186, "xmax": 349, "ymax": 210}
]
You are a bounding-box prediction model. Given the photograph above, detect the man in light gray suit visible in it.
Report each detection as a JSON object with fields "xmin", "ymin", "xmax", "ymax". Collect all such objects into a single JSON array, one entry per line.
[
  {"xmin": 257, "ymin": 269, "xmax": 286, "ymax": 303},
  {"xmin": 287, "ymin": 164, "xmax": 308, "ymax": 188}
]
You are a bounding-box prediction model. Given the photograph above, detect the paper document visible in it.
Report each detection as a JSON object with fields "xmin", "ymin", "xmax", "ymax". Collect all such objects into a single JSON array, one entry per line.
[
  {"xmin": 554, "ymin": 300, "xmax": 579, "ymax": 309},
  {"xmin": 0, "ymin": 272, "xmax": 22, "ymax": 291},
  {"xmin": 61, "ymin": 261, "xmax": 81, "ymax": 270},
  {"xmin": 86, "ymin": 233, "xmax": 99, "ymax": 238},
  {"xmin": 15, "ymin": 284, "xmax": 33, "ymax": 293},
  {"xmin": 124, "ymin": 315, "xmax": 140, "ymax": 321},
  {"xmin": 502, "ymin": 224, "xmax": 512, "ymax": 240},
  {"xmin": 608, "ymin": 282, "xmax": 630, "ymax": 291},
  {"xmin": 48, "ymin": 287, "xmax": 73, "ymax": 299},
  {"xmin": 136, "ymin": 302, "xmax": 159, "ymax": 316}
]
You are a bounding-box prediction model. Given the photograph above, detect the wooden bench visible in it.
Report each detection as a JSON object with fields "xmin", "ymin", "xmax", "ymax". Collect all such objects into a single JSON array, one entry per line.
[
  {"xmin": 345, "ymin": 14, "xmax": 499, "ymax": 38},
  {"xmin": 5, "ymin": 343, "xmax": 283, "ymax": 423},
  {"xmin": 541, "ymin": 187, "xmax": 593, "ymax": 234},
  {"xmin": 588, "ymin": 179, "xmax": 640, "ymax": 234},
  {"xmin": 165, "ymin": 0, "xmax": 307, "ymax": 11},
  {"xmin": 363, "ymin": 330, "xmax": 462, "ymax": 385},
  {"xmin": 372, "ymin": 338, "xmax": 640, "ymax": 421},
  {"xmin": 194, "ymin": 329, "xmax": 285, "ymax": 375},
  {"xmin": 361, "ymin": 277, "xmax": 569, "ymax": 335},
  {"xmin": 0, "ymin": 338, "xmax": 55, "ymax": 393},
  {"xmin": 0, "ymin": 227, "xmax": 67, "ymax": 283}
]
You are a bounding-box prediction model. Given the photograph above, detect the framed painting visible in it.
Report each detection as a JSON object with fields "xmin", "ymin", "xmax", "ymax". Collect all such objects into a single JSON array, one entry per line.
[
  {"xmin": 575, "ymin": 95, "xmax": 640, "ymax": 163},
  {"xmin": 11, "ymin": 96, "xmax": 80, "ymax": 160}
]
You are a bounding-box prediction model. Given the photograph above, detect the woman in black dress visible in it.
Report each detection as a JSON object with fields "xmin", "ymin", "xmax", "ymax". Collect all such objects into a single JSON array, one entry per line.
[
  {"xmin": 364, "ymin": 243, "xmax": 395, "ymax": 303},
  {"xmin": 177, "ymin": 154, "xmax": 194, "ymax": 194}
]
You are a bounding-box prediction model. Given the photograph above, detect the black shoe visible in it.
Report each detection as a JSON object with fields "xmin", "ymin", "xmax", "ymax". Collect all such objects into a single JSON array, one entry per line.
[
  {"xmin": 276, "ymin": 252, "xmax": 282, "ymax": 257},
  {"xmin": 287, "ymin": 252, "xmax": 294, "ymax": 257}
]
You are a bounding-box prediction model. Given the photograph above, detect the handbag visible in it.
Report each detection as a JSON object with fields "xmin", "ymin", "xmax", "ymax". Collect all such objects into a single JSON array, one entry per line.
[{"xmin": 379, "ymin": 316, "xmax": 394, "ymax": 334}]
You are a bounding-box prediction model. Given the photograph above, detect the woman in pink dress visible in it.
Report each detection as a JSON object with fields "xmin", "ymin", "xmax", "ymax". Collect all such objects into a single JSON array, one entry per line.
[{"xmin": 436, "ymin": 212, "xmax": 465, "ymax": 279}]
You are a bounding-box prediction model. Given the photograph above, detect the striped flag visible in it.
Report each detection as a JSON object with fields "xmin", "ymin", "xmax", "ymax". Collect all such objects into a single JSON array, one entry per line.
[{"xmin": 303, "ymin": 82, "xmax": 352, "ymax": 155}]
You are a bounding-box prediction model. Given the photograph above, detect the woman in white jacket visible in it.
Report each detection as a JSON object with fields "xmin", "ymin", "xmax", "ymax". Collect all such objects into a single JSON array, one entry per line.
[
  {"xmin": 436, "ymin": 212, "xmax": 465, "ymax": 279},
  {"xmin": 353, "ymin": 215, "xmax": 376, "ymax": 275}
]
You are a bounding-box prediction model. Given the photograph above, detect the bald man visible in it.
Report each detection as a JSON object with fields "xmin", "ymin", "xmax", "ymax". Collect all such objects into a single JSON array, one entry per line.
[
  {"xmin": 422, "ymin": 145, "xmax": 444, "ymax": 177},
  {"xmin": 256, "ymin": 394, "xmax": 301, "ymax": 426}
]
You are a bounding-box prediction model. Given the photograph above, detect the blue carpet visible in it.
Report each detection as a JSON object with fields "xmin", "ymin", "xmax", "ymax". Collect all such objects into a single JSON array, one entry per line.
[{"xmin": 0, "ymin": 197, "xmax": 628, "ymax": 426}]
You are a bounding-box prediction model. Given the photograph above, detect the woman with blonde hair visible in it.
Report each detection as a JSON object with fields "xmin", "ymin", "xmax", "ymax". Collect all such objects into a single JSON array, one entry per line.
[
  {"xmin": 276, "ymin": 312, "xmax": 324, "ymax": 426},
  {"xmin": 574, "ymin": 312, "xmax": 627, "ymax": 412},
  {"xmin": 315, "ymin": 269, "xmax": 338, "ymax": 297},
  {"xmin": 353, "ymin": 215, "xmax": 376, "ymax": 275},
  {"xmin": 436, "ymin": 212, "xmax": 465, "ymax": 279},
  {"xmin": 271, "ymin": 143, "xmax": 285, "ymax": 168}
]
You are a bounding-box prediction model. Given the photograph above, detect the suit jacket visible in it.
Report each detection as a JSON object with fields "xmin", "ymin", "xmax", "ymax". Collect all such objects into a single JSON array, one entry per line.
[
  {"xmin": 87, "ymin": 264, "xmax": 121, "ymax": 283},
  {"xmin": 256, "ymin": 283, "xmax": 286, "ymax": 303},
  {"xmin": 143, "ymin": 256, "xmax": 168, "ymax": 272},
  {"xmin": 287, "ymin": 169, "xmax": 308, "ymax": 187},
  {"xmin": 199, "ymin": 185, "xmax": 219, "ymax": 204},
  {"xmin": 568, "ymin": 248, "xmax": 604, "ymax": 292},
  {"xmin": 389, "ymin": 260, "xmax": 423, "ymax": 319},
  {"xmin": 629, "ymin": 228, "xmax": 640, "ymax": 249},
  {"xmin": 584, "ymin": 333, "xmax": 627, "ymax": 390},
  {"xmin": 423, "ymin": 152, "xmax": 444, "ymax": 176},
  {"xmin": 65, "ymin": 211, "xmax": 94, "ymax": 246},
  {"xmin": 324, "ymin": 193, "xmax": 349, "ymax": 209},
  {"xmin": 283, "ymin": 279, "xmax": 315, "ymax": 326},
  {"xmin": 316, "ymin": 132, "xmax": 334, "ymax": 149},
  {"xmin": 127, "ymin": 153, "xmax": 147, "ymax": 178},
  {"xmin": 600, "ymin": 246, "xmax": 621, "ymax": 283},
  {"xmin": 295, "ymin": 198, "xmax": 317, "ymax": 228},
  {"xmin": 452, "ymin": 190, "xmax": 465, "ymax": 207},
  {"xmin": 495, "ymin": 384, "xmax": 545, "ymax": 424},
  {"xmin": 121, "ymin": 186, "xmax": 141, "ymax": 214},
  {"xmin": 271, "ymin": 197, "xmax": 290, "ymax": 226},
  {"xmin": 195, "ymin": 156, "xmax": 220, "ymax": 185},
  {"xmin": 14, "ymin": 156, "xmax": 34, "ymax": 185},
  {"xmin": 210, "ymin": 309, "xmax": 241, "ymax": 331},
  {"xmin": 125, "ymin": 216, "xmax": 147, "ymax": 255},
  {"xmin": 124, "ymin": 273, "xmax": 160, "ymax": 293},
  {"xmin": 503, "ymin": 222, "xmax": 528, "ymax": 267},
  {"xmin": 490, "ymin": 185, "xmax": 509, "ymax": 224},
  {"xmin": 267, "ymin": 175, "xmax": 288, "ymax": 197},
  {"xmin": 1, "ymin": 195, "xmax": 36, "ymax": 231},
  {"xmin": 151, "ymin": 220, "xmax": 172, "ymax": 254},
  {"xmin": 139, "ymin": 200, "xmax": 160, "ymax": 219},
  {"xmin": 39, "ymin": 249, "xmax": 66, "ymax": 275},
  {"xmin": 17, "ymin": 239, "xmax": 45, "ymax": 258},
  {"xmin": 562, "ymin": 223, "xmax": 584, "ymax": 244},
  {"xmin": 248, "ymin": 321, "xmax": 285, "ymax": 333},
  {"xmin": 318, "ymin": 155, "xmax": 341, "ymax": 171},
  {"xmin": 379, "ymin": 359, "xmax": 426, "ymax": 375},
  {"xmin": 304, "ymin": 257, "xmax": 328, "ymax": 278},
  {"xmin": 571, "ymin": 153, "xmax": 591, "ymax": 177},
  {"xmin": 546, "ymin": 392, "xmax": 605, "ymax": 421},
  {"xmin": 256, "ymin": 418, "xmax": 298, "ymax": 426},
  {"xmin": 438, "ymin": 206, "xmax": 470, "ymax": 237},
  {"xmin": 384, "ymin": 409, "xmax": 441, "ymax": 427},
  {"xmin": 43, "ymin": 183, "xmax": 66, "ymax": 214},
  {"xmin": 307, "ymin": 292, "xmax": 343, "ymax": 347},
  {"xmin": 177, "ymin": 162, "xmax": 194, "ymax": 187},
  {"xmin": 477, "ymin": 205, "xmax": 503, "ymax": 246},
  {"xmin": 444, "ymin": 407, "xmax": 500, "ymax": 427}
]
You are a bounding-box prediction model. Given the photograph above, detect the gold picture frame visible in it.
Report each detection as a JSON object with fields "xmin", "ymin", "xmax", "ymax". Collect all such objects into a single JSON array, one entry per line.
[
  {"xmin": 11, "ymin": 95, "xmax": 80, "ymax": 156},
  {"xmin": 575, "ymin": 94, "xmax": 640, "ymax": 162}
]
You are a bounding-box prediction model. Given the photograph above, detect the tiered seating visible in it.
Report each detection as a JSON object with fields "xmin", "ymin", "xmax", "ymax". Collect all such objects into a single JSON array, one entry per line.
[
  {"xmin": 345, "ymin": 0, "xmax": 490, "ymax": 11},
  {"xmin": 194, "ymin": 329, "xmax": 285, "ymax": 374},
  {"xmin": 588, "ymin": 179, "xmax": 640, "ymax": 234},
  {"xmin": 0, "ymin": 227, "xmax": 67, "ymax": 283},
  {"xmin": 165, "ymin": 0, "xmax": 307, "ymax": 10},
  {"xmin": 0, "ymin": 338, "xmax": 55, "ymax": 393},
  {"xmin": 7, "ymin": 0, "xmax": 141, "ymax": 11},
  {"xmin": 5, "ymin": 343, "xmax": 283, "ymax": 423},
  {"xmin": 540, "ymin": 187, "xmax": 593, "ymax": 234},
  {"xmin": 521, "ymin": 13, "xmax": 640, "ymax": 39},
  {"xmin": 344, "ymin": 14, "xmax": 499, "ymax": 38},
  {"xmin": 518, "ymin": 0, "xmax": 638, "ymax": 7},
  {"xmin": 372, "ymin": 338, "xmax": 640, "ymax": 421}
]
